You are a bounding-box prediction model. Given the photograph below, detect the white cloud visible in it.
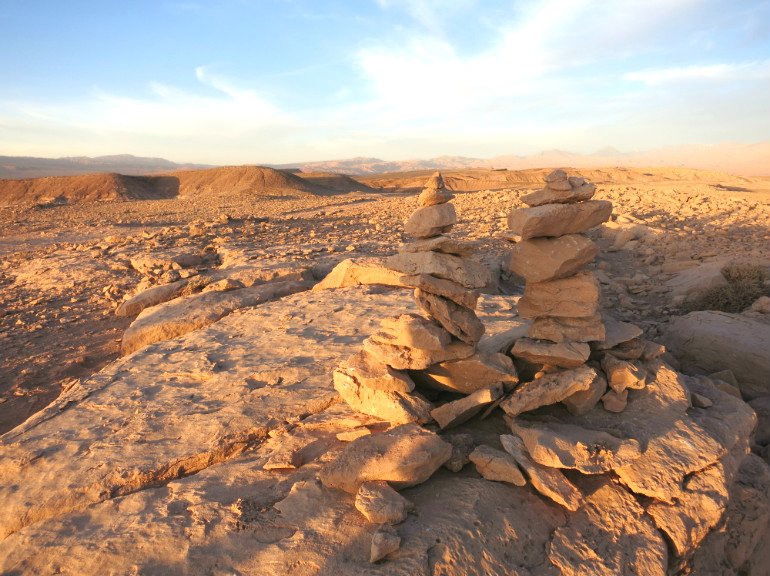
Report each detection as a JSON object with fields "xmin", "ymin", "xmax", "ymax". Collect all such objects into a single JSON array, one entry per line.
[{"xmin": 624, "ymin": 60, "xmax": 770, "ymax": 85}]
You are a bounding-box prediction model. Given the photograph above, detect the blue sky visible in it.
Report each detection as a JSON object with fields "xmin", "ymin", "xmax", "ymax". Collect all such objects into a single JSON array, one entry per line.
[{"xmin": 1, "ymin": 0, "xmax": 769, "ymax": 163}]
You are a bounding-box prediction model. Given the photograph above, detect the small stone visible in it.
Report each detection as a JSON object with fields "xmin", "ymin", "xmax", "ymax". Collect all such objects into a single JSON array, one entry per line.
[
  {"xmin": 418, "ymin": 187, "xmax": 455, "ymax": 207},
  {"xmin": 430, "ymin": 384, "xmax": 504, "ymax": 429},
  {"xmin": 339, "ymin": 351, "xmax": 415, "ymax": 394},
  {"xmin": 690, "ymin": 392, "xmax": 713, "ymax": 408},
  {"xmin": 512, "ymin": 338, "xmax": 590, "ymax": 369},
  {"xmin": 386, "ymin": 251, "xmax": 491, "ymax": 289},
  {"xmin": 561, "ymin": 371, "xmax": 608, "ymax": 415},
  {"xmin": 370, "ymin": 525, "xmax": 401, "ymax": 563},
  {"xmin": 372, "ymin": 314, "xmax": 451, "ymax": 351},
  {"xmin": 442, "ymin": 433, "xmax": 475, "ymax": 472},
  {"xmin": 517, "ymin": 272, "xmax": 601, "ymax": 319},
  {"xmin": 601, "ymin": 355, "xmax": 646, "ymax": 392},
  {"xmin": 528, "ymin": 314, "xmax": 605, "ymax": 343},
  {"xmin": 398, "ymin": 235, "xmax": 476, "ymax": 256},
  {"xmin": 404, "ymin": 203, "xmax": 456, "ymax": 239},
  {"xmin": 601, "ymin": 388, "xmax": 628, "ymax": 412},
  {"xmin": 545, "ymin": 169, "xmax": 567, "ymax": 182},
  {"xmin": 501, "ymin": 365, "xmax": 597, "ymax": 417},
  {"xmin": 607, "ymin": 338, "xmax": 645, "ymax": 361},
  {"xmin": 355, "ymin": 481, "xmax": 413, "ymax": 524},
  {"xmin": 412, "ymin": 351, "xmax": 519, "ymax": 394},
  {"xmin": 751, "ymin": 295, "xmax": 770, "ymax": 313},
  {"xmin": 336, "ymin": 427, "xmax": 372, "ymax": 442},
  {"xmin": 363, "ymin": 337, "xmax": 475, "ymax": 371},
  {"xmin": 506, "ymin": 234, "xmax": 598, "ymax": 283},
  {"xmin": 469, "ymin": 445, "xmax": 526, "ymax": 486},
  {"xmin": 596, "ymin": 316, "xmax": 644, "ymax": 350},
  {"xmin": 546, "ymin": 178, "xmax": 572, "ymax": 191},
  {"xmin": 521, "ymin": 182, "xmax": 596, "ymax": 206},
  {"xmin": 399, "ymin": 273, "xmax": 479, "ymax": 309},
  {"xmin": 414, "ymin": 289, "xmax": 485, "ymax": 345},
  {"xmin": 641, "ymin": 340, "xmax": 666, "ymax": 361},
  {"xmin": 264, "ymin": 448, "xmax": 303, "ymax": 470}
]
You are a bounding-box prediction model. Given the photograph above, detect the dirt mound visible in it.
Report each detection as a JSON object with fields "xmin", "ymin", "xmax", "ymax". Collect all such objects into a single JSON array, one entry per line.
[
  {"xmin": 0, "ymin": 173, "xmax": 177, "ymax": 206},
  {"xmin": 296, "ymin": 172, "xmax": 375, "ymax": 193},
  {"xmin": 172, "ymin": 165, "xmax": 324, "ymax": 198}
]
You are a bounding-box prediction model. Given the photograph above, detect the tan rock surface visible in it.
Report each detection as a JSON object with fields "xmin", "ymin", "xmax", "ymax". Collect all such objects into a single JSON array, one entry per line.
[
  {"xmin": 430, "ymin": 384, "xmax": 504, "ymax": 429},
  {"xmin": 371, "ymin": 313, "xmax": 451, "ymax": 350},
  {"xmin": 115, "ymin": 278, "xmax": 190, "ymax": 317},
  {"xmin": 468, "ymin": 445, "xmax": 526, "ymax": 486},
  {"xmin": 601, "ymin": 355, "xmax": 647, "ymax": 392},
  {"xmin": 506, "ymin": 234, "xmax": 599, "ymax": 283},
  {"xmin": 516, "ymin": 272, "xmax": 600, "ymax": 319},
  {"xmin": 403, "ymin": 203, "xmax": 457, "ymax": 238},
  {"xmin": 412, "ymin": 351, "xmax": 519, "ymax": 394},
  {"xmin": 363, "ymin": 337, "xmax": 475, "ymax": 370},
  {"xmin": 501, "ymin": 365, "xmax": 597, "ymax": 417},
  {"xmin": 312, "ymin": 257, "xmax": 408, "ymax": 291},
  {"xmin": 398, "ymin": 235, "xmax": 476, "ymax": 256},
  {"xmin": 337, "ymin": 351, "xmax": 415, "ymax": 394},
  {"xmin": 512, "ymin": 338, "xmax": 590, "ymax": 368},
  {"xmin": 561, "ymin": 371, "xmax": 608, "ymax": 415},
  {"xmin": 507, "ymin": 200, "xmax": 613, "ymax": 240},
  {"xmin": 528, "ymin": 314, "xmax": 605, "ymax": 344},
  {"xmin": 399, "ymin": 273, "xmax": 479, "ymax": 308},
  {"xmin": 414, "ymin": 288, "xmax": 485, "ymax": 344},
  {"xmin": 355, "ymin": 481, "xmax": 413, "ymax": 524},
  {"xmin": 521, "ymin": 182, "xmax": 596, "ymax": 206},
  {"xmin": 386, "ymin": 251, "xmax": 491, "ymax": 289},
  {"xmin": 596, "ymin": 315, "xmax": 644, "ymax": 350},
  {"xmin": 333, "ymin": 370, "xmax": 432, "ymax": 424}
]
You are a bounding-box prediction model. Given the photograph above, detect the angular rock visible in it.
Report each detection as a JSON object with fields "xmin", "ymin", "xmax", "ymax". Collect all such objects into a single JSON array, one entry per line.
[
  {"xmin": 749, "ymin": 396, "xmax": 770, "ymax": 446},
  {"xmin": 355, "ymin": 481, "xmax": 413, "ymax": 525},
  {"xmin": 398, "ymin": 235, "xmax": 476, "ymax": 256},
  {"xmin": 528, "ymin": 314, "xmax": 605, "ymax": 343},
  {"xmin": 312, "ymin": 258, "xmax": 408, "ymax": 291},
  {"xmin": 115, "ymin": 278, "xmax": 189, "ymax": 317},
  {"xmin": 469, "ymin": 445, "xmax": 526, "ymax": 486},
  {"xmin": 500, "ymin": 434, "xmax": 582, "ymax": 511},
  {"xmin": 521, "ymin": 182, "xmax": 596, "ymax": 207},
  {"xmin": 507, "ymin": 200, "xmax": 613, "ymax": 240},
  {"xmin": 399, "ymin": 273, "xmax": 479, "ymax": 309},
  {"xmin": 319, "ymin": 423, "xmax": 452, "ymax": 493},
  {"xmin": 501, "ymin": 365, "xmax": 597, "ymax": 417},
  {"xmin": 430, "ymin": 384, "xmax": 504, "ymax": 429},
  {"xmin": 606, "ymin": 338, "xmax": 645, "ymax": 360},
  {"xmin": 418, "ymin": 186, "xmax": 454, "ymax": 207},
  {"xmin": 545, "ymin": 169, "xmax": 567, "ymax": 182},
  {"xmin": 370, "ymin": 525, "xmax": 401, "ymax": 563},
  {"xmin": 506, "ymin": 234, "xmax": 599, "ymax": 283},
  {"xmin": 414, "ymin": 288, "xmax": 485, "ymax": 344},
  {"xmin": 338, "ymin": 351, "xmax": 415, "ymax": 394},
  {"xmin": 601, "ymin": 388, "xmax": 628, "ymax": 412},
  {"xmin": 596, "ymin": 316, "xmax": 644, "ymax": 350},
  {"xmin": 517, "ymin": 272, "xmax": 600, "ymax": 319},
  {"xmin": 363, "ymin": 337, "xmax": 475, "ymax": 370},
  {"xmin": 333, "ymin": 370, "xmax": 432, "ymax": 425},
  {"xmin": 404, "ymin": 203, "xmax": 456, "ymax": 239},
  {"xmin": 371, "ymin": 313, "xmax": 451, "ymax": 351},
  {"xmin": 442, "ymin": 433, "xmax": 475, "ymax": 472},
  {"xmin": 412, "ymin": 351, "xmax": 519, "ymax": 394},
  {"xmin": 562, "ymin": 371, "xmax": 608, "ymax": 416},
  {"xmin": 386, "ymin": 251, "xmax": 491, "ymax": 289},
  {"xmin": 509, "ymin": 420, "xmax": 642, "ymax": 474},
  {"xmin": 512, "ymin": 338, "xmax": 590, "ymax": 368},
  {"xmin": 601, "ymin": 355, "xmax": 646, "ymax": 392}
]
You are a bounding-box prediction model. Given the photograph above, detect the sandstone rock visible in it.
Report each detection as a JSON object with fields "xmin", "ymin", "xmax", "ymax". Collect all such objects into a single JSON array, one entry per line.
[
  {"xmin": 500, "ymin": 434, "xmax": 582, "ymax": 511},
  {"xmin": 528, "ymin": 314, "xmax": 605, "ymax": 343},
  {"xmin": 399, "ymin": 273, "xmax": 479, "ymax": 308},
  {"xmin": 601, "ymin": 355, "xmax": 647, "ymax": 392},
  {"xmin": 386, "ymin": 251, "xmax": 491, "ymax": 289},
  {"xmin": 418, "ymin": 187, "xmax": 454, "ymax": 207},
  {"xmin": 371, "ymin": 313, "xmax": 451, "ymax": 351},
  {"xmin": 312, "ymin": 258, "xmax": 408, "ymax": 291},
  {"xmin": 477, "ymin": 321, "xmax": 531, "ymax": 354},
  {"xmin": 606, "ymin": 338, "xmax": 645, "ymax": 360},
  {"xmin": 663, "ymin": 311, "xmax": 770, "ymax": 399},
  {"xmin": 336, "ymin": 427, "xmax": 372, "ymax": 442},
  {"xmin": 666, "ymin": 261, "xmax": 729, "ymax": 300},
  {"xmin": 509, "ymin": 420, "xmax": 642, "ymax": 474},
  {"xmin": 601, "ymin": 388, "xmax": 628, "ymax": 412},
  {"xmin": 398, "ymin": 235, "xmax": 476, "ymax": 256},
  {"xmin": 501, "ymin": 365, "xmax": 597, "ymax": 417},
  {"xmin": 404, "ymin": 203, "xmax": 456, "ymax": 238},
  {"xmin": 412, "ymin": 351, "xmax": 519, "ymax": 394},
  {"xmin": 442, "ymin": 433, "xmax": 475, "ymax": 472},
  {"xmin": 414, "ymin": 288, "xmax": 485, "ymax": 344},
  {"xmin": 596, "ymin": 316, "xmax": 644, "ymax": 349},
  {"xmin": 319, "ymin": 423, "xmax": 452, "ymax": 493},
  {"xmin": 512, "ymin": 338, "xmax": 590, "ymax": 368},
  {"xmin": 363, "ymin": 337, "xmax": 475, "ymax": 370},
  {"xmin": 546, "ymin": 177, "xmax": 572, "ymax": 191},
  {"xmin": 201, "ymin": 277, "xmax": 244, "ymax": 293},
  {"xmin": 468, "ymin": 445, "xmax": 526, "ymax": 486},
  {"xmin": 521, "ymin": 182, "xmax": 596, "ymax": 207},
  {"xmin": 333, "ymin": 370, "xmax": 432, "ymax": 425},
  {"xmin": 338, "ymin": 351, "xmax": 415, "ymax": 393},
  {"xmin": 642, "ymin": 340, "xmax": 666, "ymax": 361},
  {"xmin": 545, "ymin": 169, "xmax": 567, "ymax": 182},
  {"xmin": 115, "ymin": 278, "xmax": 189, "ymax": 317},
  {"xmin": 370, "ymin": 525, "xmax": 400, "ymax": 562},
  {"xmin": 507, "ymin": 200, "xmax": 613, "ymax": 240},
  {"xmin": 562, "ymin": 371, "xmax": 608, "ymax": 415},
  {"xmin": 506, "ymin": 234, "xmax": 598, "ymax": 283},
  {"xmin": 751, "ymin": 295, "xmax": 770, "ymax": 313},
  {"xmin": 355, "ymin": 481, "xmax": 413, "ymax": 524},
  {"xmin": 430, "ymin": 384, "xmax": 504, "ymax": 429},
  {"xmin": 517, "ymin": 272, "xmax": 600, "ymax": 319}
]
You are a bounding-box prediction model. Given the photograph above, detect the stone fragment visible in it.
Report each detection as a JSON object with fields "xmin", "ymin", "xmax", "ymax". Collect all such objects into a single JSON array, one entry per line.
[
  {"xmin": 263, "ymin": 448, "xmax": 303, "ymax": 470},
  {"xmin": 370, "ymin": 525, "xmax": 401, "ymax": 563},
  {"xmin": 506, "ymin": 234, "xmax": 598, "ymax": 283},
  {"xmin": 469, "ymin": 445, "xmax": 526, "ymax": 486},
  {"xmin": 386, "ymin": 251, "xmax": 491, "ymax": 289},
  {"xmin": 318, "ymin": 423, "xmax": 452, "ymax": 493},
  {"xmin": 115, "ymin": 279, "xmax": 189, "ymax": 317},
  {"xmin": 363, "ymin": 337, "xmax": 474, "ymax": 371},
  {"xmin": 642, "ymin": 340, "xmax": 666, "ymax": 361},
  {"xmin": 517, "ymin": 272, "xmax": 600, "ymax": 319},
  {"xmin": 355, "ymin": 481, "xmax": 413, "ymax": 524},
  {"xmin": 399, "ymin": 273, "xmax": 478, "ymax": 308},
  {"xmin": 442, "ymin": 433, "xmax": 475, "ymax": 472},
  {"xmin": 418, "ymin": 187, "xmax": 454, "ymax": 207},
  {"xmin": 338, "ymin": 351, "xmax": 415, "ymax": 394},
  {"xmin": 430, "ymin": 384, "xmax": 504, "ymax": 429},
  {"xmin": 477, "ymin": 322, "xmax": 530, "ymax": 354},
  {"xmin": 507, "ymin": 200, "xmax": 613, "ymax": 240},
  {"xmin": 691, "ymin": 392, "xmax": 713, "ymax": 408},
  {"xmin": 336, "ymin": 428, "xmax": 372, "ymax": 442},
  {"xmin": 606, "ymin": 338, "xmax": 645, "ymax": 360},
  {"xmin": 545, "ymin": 168, "xmax": 567, "ymax": 182},
  {"xmin": 512, "ymin": 338, "xmax": 590, "ymax": 369},
  {"xmin": 521, "ymin": 182, "xmax": 596, "ymax": 207},
  {"xmin": 501, "ymin": 365, "xmax": 597, "ymax": 417},
  {"xmin": 528, "ymin": 314, "xmax": 605, "ymax": 343},
  {"xmin": 404, "ymin": 203, "xmax": 456, "ymax": 238},
  {"xmin": 398, "ymin": 235, "xmax": 476, "ymax": 256},
  {"xmin": 333, "ymin": 370, "xmax": 432, "ymax": 424},
  {"xmin": 500, "ymin": 434, "xmax": 582, "ymax": 511},
  {"xmin": 562, "ymin": 372, "xmax": 608, "ymax": 416},
  {"xmin": 412, "ymin": 351, "xmax": 519, "ymax": 394},
  {"xmin": 601, "ymin": 355, "xmax": 646, "ymax": 392},
  {"xmin": 312, "ymin": 258, "xmax": 408, "ymax": 291},
  {"xmin": 371, "ymin": 314, "xmax": 450, "ymax": 351},
  {"xmin": 509, "ymin": 420, "xmax": 642, "ymax": 474},
  {"xmin": 596, "ymin": 316, "xmax": 644, "ymax": 350},
  {"xmin": 414, "ymin": 289, "xmax": 485, "ymax": 345},
  {"xmin": 601, "ymin": 388, "xmax": 628, "ymax": 412}
]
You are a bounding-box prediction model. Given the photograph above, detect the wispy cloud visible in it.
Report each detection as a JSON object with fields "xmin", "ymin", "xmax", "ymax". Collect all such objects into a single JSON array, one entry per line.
[{"xmin": 624, "ymin": 59, "xmax": 770, "ymax": 85}]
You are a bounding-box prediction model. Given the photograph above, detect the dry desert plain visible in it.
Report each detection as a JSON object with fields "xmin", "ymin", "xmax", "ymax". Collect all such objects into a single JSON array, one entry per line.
[{"xmin": 1, "ymin": 164, "xmax": 770, "ymax": 574}]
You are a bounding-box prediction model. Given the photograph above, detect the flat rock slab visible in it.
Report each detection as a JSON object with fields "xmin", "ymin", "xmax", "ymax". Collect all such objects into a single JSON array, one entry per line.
[
  {"xmin": 517, "ymin": 272, "xmax": 600, "ymax": 319},
  {"xmin": 521, "ymin": 182, "xmax": 596, "ymax": 207},
  {"xmin": 501, "ymin": 365, "xmax": 597, "ymax": 417},
  {"xmin": 512, "ymin": 338, "xmax": 590, "ymax": 368},
  {"xmin": 507, "ymin": 200, "xmax": 613, "ymax": 240},
  {"xmin": 414, "ymin": 288, "xmax": 485, "ymax": 344},
  {"xmin": 398, "ymin": 235, "xmax": 476, "ymax": 256},
  {"xmin": 528, "ymin": 314, "xmax": 605, "ymax": 343},
  {"xmin": 663, "ymin": 310, "xmax": 770, "ymax": 400},
  {"xmin": 333, "ymin": 370, "xmax": 432, "ymax": 425},
  {"xmin": 596, "ymin": 315, "xmax": 644, "ymax": 350},
  {"xmin": 115, "ymin": 278, "xmax": 190, "ymax": 317},
  {"xmin": 469, "ymin": 445, "xmax": 526, "ymax": 486},
  {"xmin": 506, "ymin": 234, "xmax": 598, "ymax": 283},
  {"xmin": 121, "ymin": 280, "xmax": 309, "ymax": 355},
  {"xmin": 399, "ymin": 273, "xmax": 479, "ymax": 308},
  {"xmin": 386, "ymin": 251, "xmax": 491, "ymax": 289},
  {"xmin": 312, "ymin": 257, "xmax": 408, "ymax": 291},
  {"xmin": 412, "ymin": 351, "xmax": 519, "ymax": 394},
  {"xmin": 431, "ymin": 384, "xmax": 504, "ymax": 429}
]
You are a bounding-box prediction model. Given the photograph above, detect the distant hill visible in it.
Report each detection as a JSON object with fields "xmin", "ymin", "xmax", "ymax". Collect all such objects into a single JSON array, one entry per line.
[{"xmin": 0, "ymin": 154, "xmax": 211, "ymax": 179}]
